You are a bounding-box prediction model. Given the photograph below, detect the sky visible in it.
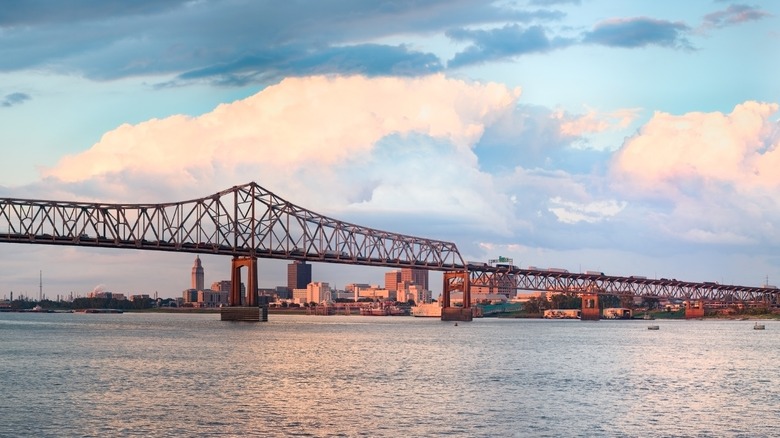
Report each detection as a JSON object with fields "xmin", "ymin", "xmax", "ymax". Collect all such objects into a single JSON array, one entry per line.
[{"xmin": 1, "ymin": 0, "xmax": 779, "ymax": 299}]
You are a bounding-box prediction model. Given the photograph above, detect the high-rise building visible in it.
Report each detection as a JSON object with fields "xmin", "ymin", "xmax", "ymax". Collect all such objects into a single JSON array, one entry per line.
[
  {"xmin": 211, "ymin": 280, "xmax": 244, "ymax": 294},
  {"xmin": 306, "ymin": 282, "xmax": 331, "ymax": 304},
  {"xmin": 288, "ymin": 261, "xmax": 312, "ymax": 290},
  {"xmin": 191, "ymin": 256, "xmax": 204, "ymax": 290},
  {"xmin": 385, "ymin": 270, "xmax": 401, "ymax": 291},
  {"xmin": 401, "ymin": 268, "xmax": 428, "ymax": 290}
]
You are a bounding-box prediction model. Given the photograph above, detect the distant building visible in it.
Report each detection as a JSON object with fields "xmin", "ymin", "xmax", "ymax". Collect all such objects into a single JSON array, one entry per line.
[
  {"xmin": 292, "ymin": 288, "xmax": 308, "ymax": 304},
  {"xmin": 306, "ymin": 282, "xmax": 331, "ymax": 304},
  {"xmin": 275, "ymin": 286, "xmax": 292, "ymax": 300},
  {"xmin": 197, "ymin": 289, "xmax": 228, "ymax": 307},
  {"xmin": 471, "ymin": 274, "xmax": 515, "ymax": 298},
  {"xmin": 396, "ymin": 282, "xmax": 430, "ymax": 304},
  {"xmin": 357, "ymin": 286, "xmax": 395, "ymax": 301},
  {"xmin": 211, "ymin": 280, "xmax": 244, "ymax": 294},
  {"xmin": 87, "ymin": 290, "xmax": 125, "ymax": 300},
  {"xmin": 211, "ymin": 280, "xmax": 230, "ymax": 293},
  {"xmin": 401, "ymin": 268, "xmax": 429, "ymax": 291},
  {"xmin": 288, "ymin": 261, "xmax": 312, "ymax": 290},
  {"xmin": 183, "ymin": 289, "xmax": 198, "ymax": 303},
  {"xmin": 385, "ymin": 270, "xmax": 401, "ymax": 291},
  {"xmin": 449, "ymin": 291, "xmax": 506, "ymax": 305},
  {"xmin": 181, "ymin": 256, "xmax": 227, "ymax": 307},
  {"xmin": 331, "ymin": 290, "xmax": 355, "ymax": 301},
  {"xmin": 192, "ymin": 256, "xmax": 205, "ymax": 290}
]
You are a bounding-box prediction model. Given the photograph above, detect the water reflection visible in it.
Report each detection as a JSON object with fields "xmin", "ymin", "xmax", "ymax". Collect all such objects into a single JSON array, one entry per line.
[{"xmin": 0, "ymin": 313, "xmax": 777, "ymax": 437}]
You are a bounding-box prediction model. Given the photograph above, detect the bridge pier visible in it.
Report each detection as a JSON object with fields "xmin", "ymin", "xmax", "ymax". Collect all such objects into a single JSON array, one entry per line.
[
  {"xmin": 581, "ymin": 293, "xmax": 600, "ymax": 321},
  {"xmin": 685, "ymin": 300, "xmax": 705, "ymax": 319},
  {"xmin": 222, "ymin": 256, "xmax": 264, "ymax": 322},
  {"xmin": 441, "ymin": 271, "xmax": 473, "ymax": 322},
  {"xmin": 230, "ymin": 256, "xmax": 258, "ymax": 306}
]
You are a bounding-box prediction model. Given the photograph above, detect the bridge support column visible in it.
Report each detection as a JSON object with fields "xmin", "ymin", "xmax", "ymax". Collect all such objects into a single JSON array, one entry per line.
[
  {"xmin": 441, "ymin": 271, "xmax": 473, "ymax": 322},
  {"xmin": 229, "ymin": 256, "xmax": 258, "ymax": 307},
  {"xmin": 223, "ymin": 256, "xmax": 263, "ymax": 322},
  {"xmin": 581, "ymin": 293, "xmax": 600, "ymax": 321},
  {"xmin": 685, "ymin": 300, "xmax": 705, "ymax": 319}
]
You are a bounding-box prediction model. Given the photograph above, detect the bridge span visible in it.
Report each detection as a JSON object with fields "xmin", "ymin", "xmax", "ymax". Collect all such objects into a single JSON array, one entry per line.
[{"xmin": 1, "ymin": 182, "xmax": 777, "ymax": 320}]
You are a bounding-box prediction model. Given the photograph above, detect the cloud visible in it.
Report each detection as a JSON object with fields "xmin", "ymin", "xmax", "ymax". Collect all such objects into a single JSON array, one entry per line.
[
  {"xmin": 610, "ymin": 101, "xmax": 780, "ymax": 244},
  {"xmin": 552, "ymin": 107, "xmax": 641, "ymax": 137},
  {"xmin": 529, "ymin": 0, "xmax": 580, "ymax": 5},
  {"xmin": 548, "ymin": 197, "xmax": 626, "ymax": 224},
  {"xmin": 1, "ymin": 92, "xmax": 31, "ymax": 107},
  {"xmin": 447, "ymin": 24, "xmax": 572, "ymax": 68},
  {"xmin": 175, "ymin": 44, "xmax": 444, "ymax": 87},
  {"xmin": 0, "ymin": 0, "xmax": 186, "ymax": 26},
  {"xmin": 702, "ymin": 4, "xmax": 772, "ymax": 30},
  {"xmin": 0, "ymin": 1, "xmax": 564, "ymax": 83},
  {"xmin": 472, "ymin": 104, "xmax": 635, "ymax": 173},
  {"xmin": 612, "ymin": 101, "xmax": 780, "ymax": 194},
  {"xmin": 582, "ymin": 17, "xmax": 692, "ymax": 49},
  {"xmin": 41, "ymin": 74, "xmax": 523, "ymax": 236}
]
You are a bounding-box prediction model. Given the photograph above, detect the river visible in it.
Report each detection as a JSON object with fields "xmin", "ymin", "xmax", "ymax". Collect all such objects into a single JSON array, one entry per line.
[{"xmin": 0, "ymin": 312, "xmax": 777, "ymax": 437}]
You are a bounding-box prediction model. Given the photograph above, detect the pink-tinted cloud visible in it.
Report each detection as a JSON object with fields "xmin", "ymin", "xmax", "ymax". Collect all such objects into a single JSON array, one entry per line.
[
  {"xmin": 40, "ymin": 74, "xmax": 523, "ymax": 233},
  {"xmin": 45, "ymin": 75, "xmax": 519, "ymax": 184},
  {"xmin": 612, "ymin": 101, "xmax": 779, "ymax": 195},
  {"xmin": 702, "ymin": 4, "xmax": 772, "ymax": 30},
  {"xmin": 553, "ymin": 107, "xmax": 641, "ymax": 137},
  {"xmin": 611, "ymin": 101, "xmax": 780, "ymax": 244}
]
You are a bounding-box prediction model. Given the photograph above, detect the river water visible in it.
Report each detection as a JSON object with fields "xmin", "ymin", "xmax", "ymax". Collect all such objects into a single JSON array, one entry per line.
[{"xmin": 0, "ymin": 312, "xmax": 778, "ymax": 437}]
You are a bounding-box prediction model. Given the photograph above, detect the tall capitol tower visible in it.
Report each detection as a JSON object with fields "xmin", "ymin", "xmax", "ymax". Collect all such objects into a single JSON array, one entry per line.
[{"xmin": 191, "ymin": 256, "xmax": 205, "ymax": 290}]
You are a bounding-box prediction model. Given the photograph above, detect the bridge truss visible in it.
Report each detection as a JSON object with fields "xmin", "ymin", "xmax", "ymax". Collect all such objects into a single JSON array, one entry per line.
[
  {"xmin": 467, "ymin": 267, "xmax": 780, "ymax": 306},
  {"xmin": 0, "ymin": 182, "xmax": 464, "ymax": 270},
  {"xmin": 0, "ymin": 182, "xmax": 777, "ymax": 308}
]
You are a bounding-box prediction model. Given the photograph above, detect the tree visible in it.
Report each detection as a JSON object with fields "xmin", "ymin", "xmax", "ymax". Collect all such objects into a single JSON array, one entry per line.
[{"xmin": 524, "ymin": 297, "xmax": 543, "ymax": 314}]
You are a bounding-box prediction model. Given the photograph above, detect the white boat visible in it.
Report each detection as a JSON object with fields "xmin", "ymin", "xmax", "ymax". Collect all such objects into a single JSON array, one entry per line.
[
  {"xmin": 412, "ymin": 302, "xmax": 442, "ymax": 317},
  {"xmin": 754, "ymin": 322, "xmax": 765, "ymax": 330}
]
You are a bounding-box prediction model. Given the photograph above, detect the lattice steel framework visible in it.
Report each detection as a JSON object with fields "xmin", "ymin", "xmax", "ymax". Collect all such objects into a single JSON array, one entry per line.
[
  {"xmin": 0, "ymin": 182, "xmax": 777, "ymax": 304},
  {"xmin": 0, "ymin": 182, "xmax": 464, "ymax": 270},
  {"xmin": 467, "ymin": 267, "xmax": 780, "ymax": 304}
]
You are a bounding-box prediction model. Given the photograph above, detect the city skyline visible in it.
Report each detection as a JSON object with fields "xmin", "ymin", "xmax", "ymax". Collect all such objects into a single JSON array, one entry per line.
[{"xmin": 1, "ymin": 1, "xmax": 779, "ymax": 298}]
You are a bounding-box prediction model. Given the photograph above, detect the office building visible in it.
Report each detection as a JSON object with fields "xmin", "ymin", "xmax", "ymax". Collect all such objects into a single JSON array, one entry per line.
[
  {"xmin": 307, "ymin": 282, "xmax": 332, "ymax": 304},
  {"xmin": 288, "ymin": 261, "xmax": 312, "ymax": 290},
  {"xmin": 385, "ymin": 270, "xmax": 401, "ymax": 291},
  {"xmin": 401, "ymin": 268, "xmax": 428, "ymax": 290}
]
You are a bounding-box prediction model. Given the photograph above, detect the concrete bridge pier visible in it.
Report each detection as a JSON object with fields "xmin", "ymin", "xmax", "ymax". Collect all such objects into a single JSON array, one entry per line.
[
  {"xmin": 441, "ymin": 271, "xmax": 473, "ymax": 322},
  {"xmin": 581, "ymin": 293, "xmax": 600, "ymax": 321},
  {"xmin": 222, "ymin": 256, "xmax": 263, "ymax": 322},
  {"xmin": 685, "ymin": 300, "xmax": 705, "ymax": 318},
  {"xmin": 229, "ymin": 256, "xmax": 257, "ymax": 306}
]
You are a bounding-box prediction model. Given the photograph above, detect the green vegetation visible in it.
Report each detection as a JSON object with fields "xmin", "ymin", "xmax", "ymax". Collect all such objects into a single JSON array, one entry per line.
[{"xmin": 2, "ymin": 297, "xmax": 169, "ymax": 311}]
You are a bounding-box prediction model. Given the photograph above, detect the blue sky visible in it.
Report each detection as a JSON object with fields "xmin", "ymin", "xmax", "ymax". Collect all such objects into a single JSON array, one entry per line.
[{"xmin": 1, "ymin": 0, "xmax": 779, "ymax": 299}]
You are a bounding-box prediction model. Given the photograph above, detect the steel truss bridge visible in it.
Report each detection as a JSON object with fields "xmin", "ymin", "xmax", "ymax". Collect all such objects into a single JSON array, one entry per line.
[
  {"xmin": 467, "ymin": 268, "xmax": 779, "ymax": 305},
  {"xmin": 1, "ymin": 182, "xmax": 777, "ymax": 317}
]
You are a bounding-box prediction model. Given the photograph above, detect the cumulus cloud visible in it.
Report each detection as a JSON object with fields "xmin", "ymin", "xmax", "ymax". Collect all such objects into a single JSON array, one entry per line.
[
  {"xmin": 42, "ymin": 74, "xmax": 523, "ymax": 235},
  {"xmin": 611, "ymin": 101, "xmax": 780, "ymax": 244},
  {"xmin": 612, "ymin": 101, "xmax": 780, "ymax": 194}
]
